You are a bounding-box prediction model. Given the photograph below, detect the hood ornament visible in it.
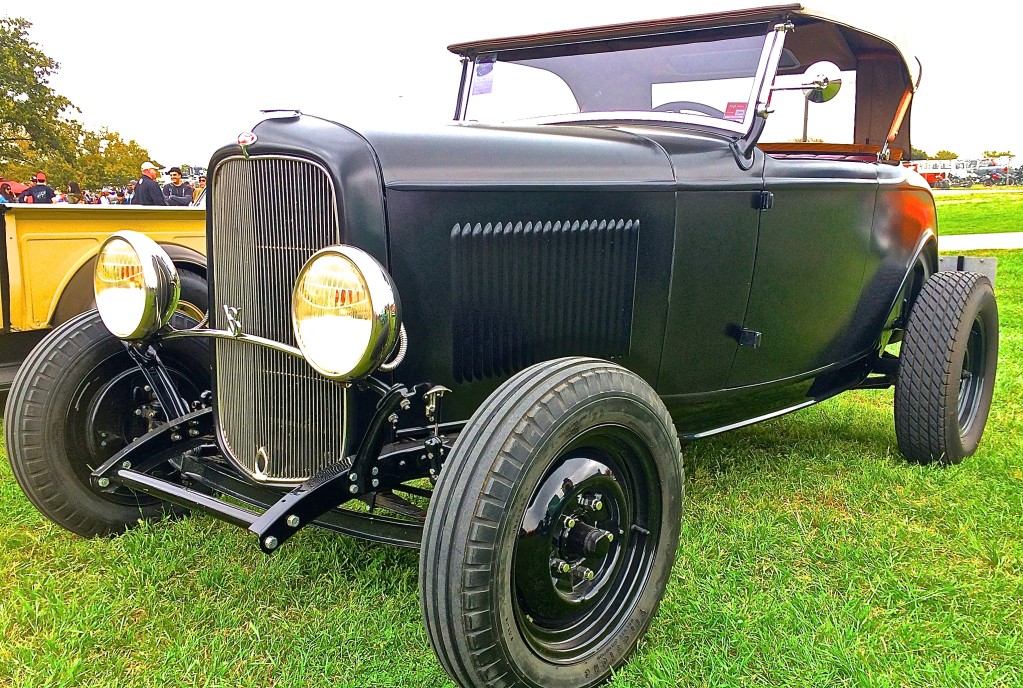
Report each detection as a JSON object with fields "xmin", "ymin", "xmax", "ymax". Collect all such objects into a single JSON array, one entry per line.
[{"xmin": 237, "ymin": 131, "xmax": 257, "ymax": 158}]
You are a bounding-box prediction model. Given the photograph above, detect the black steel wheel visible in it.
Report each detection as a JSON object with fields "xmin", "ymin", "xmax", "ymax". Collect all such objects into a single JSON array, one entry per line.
[
  {"xmin": 420, "ymin": 358, "xmax": 683, "ymax": 688},
  {"xmin": 4, "ymin": 310, "xmax": 210, "ymax": 537},
  {"xmin": 895, "ymin": 271, "xmax": 998, "ymax": 464}
]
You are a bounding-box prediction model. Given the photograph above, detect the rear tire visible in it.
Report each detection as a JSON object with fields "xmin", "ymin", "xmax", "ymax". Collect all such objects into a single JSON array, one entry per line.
[
  {"xmin": 420, "ymin": 357, "xmax": 682, "ymax": 687},
  {"xmin": 4, "ymin": 311, "xmax": 210, "ymax": 536},
  {"xmin": 894, "ymin": 271, "xmax": 998, "ymax": 464}
]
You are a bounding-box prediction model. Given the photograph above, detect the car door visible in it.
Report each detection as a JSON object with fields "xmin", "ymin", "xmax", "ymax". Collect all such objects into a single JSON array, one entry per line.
[
  {"xmin": 726, "ymin": 155, "xmax": 878, "ymax": 387},
  {"xmin": 656, "ymin": 141, "xmax": 764, "ymax": 395}
]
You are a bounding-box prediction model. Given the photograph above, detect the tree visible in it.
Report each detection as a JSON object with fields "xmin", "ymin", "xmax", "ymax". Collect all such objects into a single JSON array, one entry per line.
[
  {"xmin": 934, "ymin": 150, "xmax": 958, "ymax": 160},
  {"xmin": 983, "ymin": 150, "xmax": 1013, "ymax": 159},
  {"xmin": 0, "ymin": 17, "xmax": 80, "ymax": 166},
  {"xmin": 4, "ymin": 125, "xmax": 155, "ymax": 191},
  {"xmin": 1, "ymin": 17, "xmax": 158, "ymax": 191},
  {"xmin": 911, "ymin": 147, "xmax": 929, "ymax": 160},
  {"xmin": 74, "ymin": 128, "xmax": 156, "ymax": 190}
]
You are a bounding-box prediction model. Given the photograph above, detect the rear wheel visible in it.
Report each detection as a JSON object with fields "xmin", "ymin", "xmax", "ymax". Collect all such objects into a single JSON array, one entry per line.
[
  {"xmin": 420, "ymin": 358, "xmax": 682, "ymax": 687},
  {"xmin": 894, "ymin": 271, "xmax": 998, "ymax": 464},
  {"xmin": 4, "ymin": 311, "xmax": 210, "ymax": 536}
]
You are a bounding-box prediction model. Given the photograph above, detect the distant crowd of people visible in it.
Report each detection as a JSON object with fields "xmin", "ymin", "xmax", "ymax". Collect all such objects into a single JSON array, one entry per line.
[{"xmin": 0, "ymin": 162, "xmax": 206, "ymax": 207}]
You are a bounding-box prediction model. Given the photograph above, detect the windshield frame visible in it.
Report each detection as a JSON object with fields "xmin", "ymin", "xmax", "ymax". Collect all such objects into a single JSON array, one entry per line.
[{"xmin": 454, "ymin": 22, "xmax": 784, "ymax": 138}]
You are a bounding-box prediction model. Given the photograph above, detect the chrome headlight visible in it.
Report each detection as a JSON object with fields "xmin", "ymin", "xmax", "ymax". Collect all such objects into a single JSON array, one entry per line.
[
  {"xmin": 94, "ymin": 231, "xmax": 180, "ymax": 340},
  {"xmin": 292, "ymin": 246, "xmax": 401, "ymax": 381}
]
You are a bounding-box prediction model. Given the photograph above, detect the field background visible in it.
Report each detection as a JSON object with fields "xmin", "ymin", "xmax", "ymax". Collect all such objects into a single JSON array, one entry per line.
[
  {"xmin": 1, "ymin": 218, "xmax": 1020, "ymax": 684},
  {"xmin": 935, "ymin": 189, "xmax": 1023, "ymax": 236}
]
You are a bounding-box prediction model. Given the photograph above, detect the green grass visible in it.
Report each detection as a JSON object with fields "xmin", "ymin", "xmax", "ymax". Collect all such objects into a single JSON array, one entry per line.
[
  {"xmin": 2, "ymin": 252, "xmax": 1022, "ymax": 688},
  {"xmin": 936, "ymin": 190, "xmax": 1023, "ymax": 236}
]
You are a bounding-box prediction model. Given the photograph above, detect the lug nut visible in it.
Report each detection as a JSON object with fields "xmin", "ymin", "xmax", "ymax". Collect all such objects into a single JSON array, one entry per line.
[
  {"xmin": 97, "ymin": 478, "xmax": 110, "ymax": 488},
  {"xmin": 551, "ymin": 558, "xmax": 571, "ymax": 575},
  {"xmin": 121, "ymin": 461, "xmax": 131, "ymax": 469},
  {"xmin": 286, "ymin": 515, "xmax": 300, "ymax": 528},
  {"xmin": 349, "ymin": 484, "xmax": 359, "ymax": 494},
  {"xmin": 170, "ymin": 433, "xmax": 182, "ymax": 442},
  {"xmin": 263, "ymin": 536, "xmax": 278, "ymax": 550},
  {"xmin": 188, "ymin": 428, "xmax": 199, "ymax": 437},
  {"xmin": 562, "ymin": 516, "xmax": 577, "ymax": 530},
  {"xmin": 572, "ymin": 565, "xmax": 595, "ymax": 582}
]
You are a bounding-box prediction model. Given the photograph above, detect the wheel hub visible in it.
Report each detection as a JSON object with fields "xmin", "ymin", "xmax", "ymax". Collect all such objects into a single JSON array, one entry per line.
[{"xmin": 515, "ymin": 455, "xmax": 629, "ymax": 621}]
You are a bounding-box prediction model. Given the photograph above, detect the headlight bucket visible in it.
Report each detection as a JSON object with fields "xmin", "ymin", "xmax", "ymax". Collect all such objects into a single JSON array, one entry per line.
[
  {"xmin": 94, "ymin": 231, "xmax": 180, "ymax": 340},
  {"xmin": 292, "ymin": 246, "xmax": 401, "ymax": 382}
]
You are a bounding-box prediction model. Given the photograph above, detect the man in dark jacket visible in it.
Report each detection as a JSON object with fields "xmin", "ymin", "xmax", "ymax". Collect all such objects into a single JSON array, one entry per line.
[
  {"xmin": 130, "ymin": 162, "xmax": 167, "ymax": 205},
  {"xmin": 17, "ymin": 173, "xmax": 56, "ymax": 204},
  {"xmin": 162, "ymin": 167, "xmax": 193, "ymax": 206}
]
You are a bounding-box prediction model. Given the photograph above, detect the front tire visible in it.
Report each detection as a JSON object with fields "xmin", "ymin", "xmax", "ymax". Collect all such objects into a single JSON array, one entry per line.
[
  {"xmin": 4, "ymin": 311, "xmax": 210, "ymax": 536},
  {"xmin": 895, "ymin": 271, "xmax": 998, "ymax": 464},
  {"xmin": 420, "ymin": 358, "xmax": 683, "ymax": 688}
]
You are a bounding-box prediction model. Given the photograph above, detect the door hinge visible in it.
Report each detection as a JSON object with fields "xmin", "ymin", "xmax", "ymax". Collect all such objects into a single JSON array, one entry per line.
[{"xmin": 752, "ymin": 191, "xmax": 774, "ymax": 210}]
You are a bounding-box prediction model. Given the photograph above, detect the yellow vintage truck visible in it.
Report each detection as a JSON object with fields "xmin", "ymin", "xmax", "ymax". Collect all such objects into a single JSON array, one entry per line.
[{"xmin": 0, "ymin": 204, "xmax": 206, "ymax": 392}]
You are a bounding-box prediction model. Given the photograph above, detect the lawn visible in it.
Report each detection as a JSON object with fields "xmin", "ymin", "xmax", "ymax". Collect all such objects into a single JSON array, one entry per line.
[
  {"xmin": 2, "ymin": 252, "xmax": 1021, "ymax": 688},
  {"xmin": 935, "ymin": 190, "xmax": 1023, "ymax": 236}
]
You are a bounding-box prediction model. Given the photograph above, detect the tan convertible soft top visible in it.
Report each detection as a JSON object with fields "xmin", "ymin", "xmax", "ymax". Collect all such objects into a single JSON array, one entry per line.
[{"xmin": 449, "ymin": 4, "xmax": 920, "ymax": 159}]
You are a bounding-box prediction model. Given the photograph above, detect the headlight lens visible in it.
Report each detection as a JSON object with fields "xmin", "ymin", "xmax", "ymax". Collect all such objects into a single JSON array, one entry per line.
[
  {"xmin": 94, "ymin": 231, "xmax": 180, "ymax": 339},
  {"xmin": 292, "ymin": 246, "xmax": 401, "ymax": 381}
]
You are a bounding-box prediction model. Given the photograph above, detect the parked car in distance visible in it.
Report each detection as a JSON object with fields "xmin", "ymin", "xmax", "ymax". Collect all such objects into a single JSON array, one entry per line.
[
  {"xmin": 0, "ymin": 203, "xmax": 207, "ymax": 395},
  {"xmin": 5, "ymin": 5, "xmax": 999, "ymax": 688}
]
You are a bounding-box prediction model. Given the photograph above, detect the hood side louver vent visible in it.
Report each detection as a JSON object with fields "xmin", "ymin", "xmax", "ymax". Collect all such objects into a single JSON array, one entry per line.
[{"xmin": 451, "ymin": 219, "xmax": 639, "ymax": 383}]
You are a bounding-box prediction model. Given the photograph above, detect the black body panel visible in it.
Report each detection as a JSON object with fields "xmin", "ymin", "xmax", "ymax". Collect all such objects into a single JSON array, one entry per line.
[
  {"xmin": 384, "ymin": 188, "xmax": 675, "ymax": 422},
  {"xmin": 205, "ymin": 113, "xmax": 935, "ymax": 442}
]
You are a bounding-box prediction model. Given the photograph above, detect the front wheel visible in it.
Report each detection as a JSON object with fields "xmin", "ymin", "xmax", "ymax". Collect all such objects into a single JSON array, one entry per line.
[
  {"xmin": 4, "ymin": 311, "xmax": 210, "ymax": 537},
  {"xmin": 420, "ymin": 358, "xmax": 683, "ymax": 688},
  {"xmin": 894, "ymin": 271, "xmax": 998, "ymax": 464}
]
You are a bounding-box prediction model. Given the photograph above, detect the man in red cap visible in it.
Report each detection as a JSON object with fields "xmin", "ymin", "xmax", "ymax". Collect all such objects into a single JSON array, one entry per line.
[{"xmin": 17, "ymin": 173, "xmax": 56, "ymax": 204}]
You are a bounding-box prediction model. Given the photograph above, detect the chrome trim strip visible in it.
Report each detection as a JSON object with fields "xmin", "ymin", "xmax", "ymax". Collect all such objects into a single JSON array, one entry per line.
[
  {"xmin": 683, "ymin": 399, "xmax": 816, "ymax": 440},
  {"xmin": 162, "ymin": 327, "xmax": 305, "ymax": 359}
]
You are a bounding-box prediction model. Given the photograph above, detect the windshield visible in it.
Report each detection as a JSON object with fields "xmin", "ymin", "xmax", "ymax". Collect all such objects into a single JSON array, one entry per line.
[{"xmin": 462, "ymin": 29, "xmax": 770, "ymax": 131}]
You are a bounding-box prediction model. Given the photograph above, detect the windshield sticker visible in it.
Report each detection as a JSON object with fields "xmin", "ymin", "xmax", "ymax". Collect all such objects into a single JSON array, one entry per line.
[
  {"xmin": 472, "ymin": 57, "xmax": 496, "ymax": 96},
  {"xmin": 724, "ymin": 102, "xmax": 747, "ymax": 122}
]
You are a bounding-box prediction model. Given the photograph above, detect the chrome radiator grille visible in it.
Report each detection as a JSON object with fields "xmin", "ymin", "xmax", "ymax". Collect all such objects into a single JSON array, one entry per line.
[{"xmin": 210, "ymin": 155, "xmax": 347, "ymax": 484}]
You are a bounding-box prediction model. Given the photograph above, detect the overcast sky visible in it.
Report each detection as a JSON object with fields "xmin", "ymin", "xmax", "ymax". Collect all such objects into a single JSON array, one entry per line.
[{"xmin": 10, "ymin": 1, "xmax": 1023, "ymax": 166}]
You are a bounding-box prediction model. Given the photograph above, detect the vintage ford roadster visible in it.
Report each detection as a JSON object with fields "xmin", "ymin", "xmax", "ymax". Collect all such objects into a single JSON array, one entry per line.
[{"xmin": 4, "ymin": 5, "xmax": 999, "ymax": 687}]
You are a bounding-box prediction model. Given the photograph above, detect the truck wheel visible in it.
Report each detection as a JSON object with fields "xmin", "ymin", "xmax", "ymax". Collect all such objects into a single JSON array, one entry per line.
[
  {"xmin": 4, "ymin": 311, "xmax": 210, "ymax": 537},
  {"xmin": 895, "ymin": 271, "xmax": 998, "ymax": 464},
  {"xmin": 420, "ymin": 357, "xmax": 683, "ymax": 688}
]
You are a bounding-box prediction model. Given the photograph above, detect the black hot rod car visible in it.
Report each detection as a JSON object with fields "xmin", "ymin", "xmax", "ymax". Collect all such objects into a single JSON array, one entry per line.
[{"xmin": 4, "ymin": 5, "xmax": 999, "ymax": 687}]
